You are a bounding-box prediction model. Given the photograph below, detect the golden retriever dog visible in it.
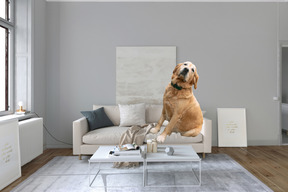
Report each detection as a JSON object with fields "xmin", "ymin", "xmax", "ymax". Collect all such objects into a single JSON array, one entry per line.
[{"xmin": 150, "ymin": 61, "xmax": 203, "ymax": 143}]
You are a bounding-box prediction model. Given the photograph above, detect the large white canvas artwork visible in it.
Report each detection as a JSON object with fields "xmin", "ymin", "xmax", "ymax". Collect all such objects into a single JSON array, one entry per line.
[{"xmin": 116, "ymin": 46, "xmax": 176, "ymax": 104}]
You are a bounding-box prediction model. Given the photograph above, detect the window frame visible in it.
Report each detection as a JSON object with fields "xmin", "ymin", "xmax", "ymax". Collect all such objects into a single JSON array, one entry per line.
[{"xmin": 0, "ymin": 0, "xmax": 14, "ymax": 116}]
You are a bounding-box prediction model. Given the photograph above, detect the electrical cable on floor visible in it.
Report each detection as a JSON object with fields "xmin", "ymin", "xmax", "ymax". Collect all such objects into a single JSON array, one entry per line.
[{"xmin": 32, "ymin": 112, "xmax": 72, "ymax": 146}]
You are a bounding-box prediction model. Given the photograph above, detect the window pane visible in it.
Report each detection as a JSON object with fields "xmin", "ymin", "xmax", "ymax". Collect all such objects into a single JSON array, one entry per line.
[
  {"xmin": 0, "ymin": 0, "xmax": 6, "ymax": 20},
  {"xmin": 0, "ymin": 26, "xmax": 6, "ymax": 111}
]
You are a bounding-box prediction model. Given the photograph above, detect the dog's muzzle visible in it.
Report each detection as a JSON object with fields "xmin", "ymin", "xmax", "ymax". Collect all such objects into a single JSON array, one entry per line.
[{"xmin": 179, "ymin": 68, "xmax": 189, "ymax": 78}]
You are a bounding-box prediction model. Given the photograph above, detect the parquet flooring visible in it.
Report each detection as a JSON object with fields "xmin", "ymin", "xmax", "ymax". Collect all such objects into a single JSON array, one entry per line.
[
  {"xmin": 213, "ymin": 146, "xmax": 288, "ymax": 192},
  {"xmin": 2, "ymin": 146, "xmax": 288, "ymax": 192},
  {"xmin": 1, "ymin": 148, "xmax": 72, "ymax": 192}
]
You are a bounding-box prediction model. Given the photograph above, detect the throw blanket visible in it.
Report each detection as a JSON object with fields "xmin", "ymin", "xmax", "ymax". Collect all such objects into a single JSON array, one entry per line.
[{"xmin": 113, "ymin": 123, "xmax": 156, "ymax": 168}]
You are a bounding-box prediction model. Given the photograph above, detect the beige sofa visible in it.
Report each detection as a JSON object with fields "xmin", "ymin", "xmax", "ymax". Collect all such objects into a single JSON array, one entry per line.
[{"xmin": 73, "ymin": 105, "xmax": 212, "ymax": 159}]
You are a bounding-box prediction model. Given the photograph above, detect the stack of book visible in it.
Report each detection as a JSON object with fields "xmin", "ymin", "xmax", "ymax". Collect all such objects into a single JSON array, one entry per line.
[{"xmin": 109, "ymin": 144, "xmax": 141, "ymax": 157}]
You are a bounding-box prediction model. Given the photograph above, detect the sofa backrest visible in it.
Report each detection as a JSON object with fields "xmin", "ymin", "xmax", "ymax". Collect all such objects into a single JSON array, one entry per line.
[
  {"xmin": 145, "ymin": 104, "xmax": 162, "ymax": 123},
  {"xmin": 93, "ymin": 104, "xmax": 163, "ymax": 126},
  {"xmin": 93, "ymin": 105, "xmax": 120, "ymax": 125}
]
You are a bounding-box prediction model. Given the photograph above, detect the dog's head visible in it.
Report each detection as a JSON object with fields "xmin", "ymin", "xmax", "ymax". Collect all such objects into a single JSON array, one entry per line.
[{"xmin": 171, "ymin": 61, "xmax": 199, "ymax": 89}]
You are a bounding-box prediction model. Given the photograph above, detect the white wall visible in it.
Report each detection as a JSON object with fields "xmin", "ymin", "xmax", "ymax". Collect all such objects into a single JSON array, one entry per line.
[{"xmin": 43, "ymin": 2, "xmax": 288, "ymax": 147}]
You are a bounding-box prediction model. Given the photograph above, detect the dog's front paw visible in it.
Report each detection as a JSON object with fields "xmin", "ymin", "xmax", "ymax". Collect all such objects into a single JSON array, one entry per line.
[
  {"xmin": 150, "ymin": 127, "xmax": 160, "ymax": 134},
  {"xmin": 157, "ymin": 134, "xmax": 166, "ymax": 143}
]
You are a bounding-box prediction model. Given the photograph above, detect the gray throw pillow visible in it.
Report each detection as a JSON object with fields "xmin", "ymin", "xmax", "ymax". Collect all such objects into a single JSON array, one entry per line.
[{"xmin": 81, "ymin": 107, "xmax": 114, "ymax": 131}]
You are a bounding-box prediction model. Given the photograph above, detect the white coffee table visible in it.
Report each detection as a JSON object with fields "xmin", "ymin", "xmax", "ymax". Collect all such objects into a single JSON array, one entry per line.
[
  {"xmin": 88, "ymin": 146, "xmax": 145, "ymax": 187},
  {"xmin": 144, "ymin": 145, "xmax": 201, "ymax": 187},
  {"xmin": 88, "ymin": 145, "xmax": 201, "ymax": 188}
]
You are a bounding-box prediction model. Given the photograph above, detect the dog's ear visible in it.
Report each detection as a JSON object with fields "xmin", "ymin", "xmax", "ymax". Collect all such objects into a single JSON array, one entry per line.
[
  {"xmin": 192, "ymin": 70, "xmax": 199, "ymax": 89},
  {"xmin": 173, "ymin": 63, "xmax": 181, "ymax": 75},
  {"xmin": 171, "ymin": 63, "xmax": 181, "ymax": 81}
]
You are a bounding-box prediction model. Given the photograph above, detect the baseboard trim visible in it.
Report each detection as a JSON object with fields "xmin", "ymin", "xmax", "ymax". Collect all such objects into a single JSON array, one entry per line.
[
  {"xmin": 247, "ymin": 140, "xmax": 279, "ymax": 146},
  {"xmin": 46, "ymin": 144, "xmax": 72, "ymax": 148}
]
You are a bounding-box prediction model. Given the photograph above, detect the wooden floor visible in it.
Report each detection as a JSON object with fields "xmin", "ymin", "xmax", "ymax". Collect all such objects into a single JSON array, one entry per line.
[
  {"xmin": 213, "ymin": 146, "xmax": 288, "ymax": 192},
  {"xmin": 2, "ymin": 146, "xmax": 288, "ymax": 192},
  {"xmin": 1, "ymin": 149, "xmax": 73, "ymax": 192}
]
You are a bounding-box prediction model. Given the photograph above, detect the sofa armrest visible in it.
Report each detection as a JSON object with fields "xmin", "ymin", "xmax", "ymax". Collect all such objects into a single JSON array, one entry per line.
[
  {"xmin": 201, "ymin": 117, "xmax": 212, "ymax": 153},
  {"xmin": 73, "ymin": 117, "xmax": 88, "ymax": 155}
]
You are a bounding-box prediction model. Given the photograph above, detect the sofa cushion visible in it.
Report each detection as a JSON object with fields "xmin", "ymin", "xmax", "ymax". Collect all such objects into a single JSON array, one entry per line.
[
  {"xmin": 81, "ymin": 107, "xmax": 114, "ymax": 131},
  {"xmin": 82, "ymin": 126, "xmax": 203, "ymax": 145},
  {"xmin": 145, "ymin": 105, "xmax": 206, "ymax": 123},
  {"xmin": 83, "ymin": 126, "xmax": 129, "ymax": 145},
  {"xmin": 93, "ymin": 105, "xmax": 120, "ymax": 126},
  {"xmin": 145, "ymin": 126, "xmax": 202, "ymax": 144},
  {"xmin": 146, "ymin": 104, "xmax": 162, "ymax": 123},
  {"xmin": 93, "ymin": 104, "xmax": 206, "ymax": 126},
  {"xmin": 118, "ymin": 103, "xmax": 146, "ymax": 126},
  {"xmin": 93, "ymin": 104, "xmax": 162, "ymax": 126}
]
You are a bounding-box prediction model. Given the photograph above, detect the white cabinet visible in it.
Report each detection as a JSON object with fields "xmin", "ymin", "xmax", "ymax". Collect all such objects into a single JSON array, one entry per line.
[
  {"xmin": 19, "ymin": 118, "xmax": 43, "ymax": 166},
  {"xmin": 0, "ymin": 119, "xmax": 21, "ymax": 190}
]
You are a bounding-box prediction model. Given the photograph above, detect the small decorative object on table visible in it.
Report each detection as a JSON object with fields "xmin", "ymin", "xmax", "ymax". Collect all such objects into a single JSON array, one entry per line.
[
  {"xmin": 151, "ymin": 139, "xmax": 157, "ymax": 153},
  {"xmin": 119, "ymin": 143, "xmax": 140, "ymax": 151},
  {"xmin": 109, "ymin": 143, "xmax": 141, "ymax": 156},
  {"xmin": 165, "ymin": 146, "xmax": 174, "ymax": 156},
  {"xmin": 146, "ymin": 140, "xmax": 152, "ymax": 153},
  {"xmin": 146, "ymin": 139, "xmax": 158, "ymax": 153}
]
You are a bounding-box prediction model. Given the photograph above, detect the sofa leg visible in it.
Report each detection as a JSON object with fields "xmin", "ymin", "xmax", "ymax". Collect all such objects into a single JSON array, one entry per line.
[
  {"xmin": 79, "ymin": 154, "xmax": 82, "ymax": 160},
  {"xmin": 202, "ymin": 153, "xmax": 205, "ymax": 159}
]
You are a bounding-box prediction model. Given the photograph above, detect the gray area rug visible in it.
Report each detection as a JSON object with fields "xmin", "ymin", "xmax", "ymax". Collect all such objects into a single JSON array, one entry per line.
[{"xmin": 12, "ymin": 154, "xmax": 272, "ymax": 192}]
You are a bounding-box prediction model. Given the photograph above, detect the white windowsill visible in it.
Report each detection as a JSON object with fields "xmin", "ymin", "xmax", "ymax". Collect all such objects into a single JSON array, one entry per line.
[{"xmin": 0, "ymin": 113, "xmax": 37, "ymax": 122}]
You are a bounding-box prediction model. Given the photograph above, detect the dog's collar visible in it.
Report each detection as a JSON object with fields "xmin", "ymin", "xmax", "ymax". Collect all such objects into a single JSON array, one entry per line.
[{"xmin": 171, "ymin": 82, "xmax": 182, "ymax": 90}]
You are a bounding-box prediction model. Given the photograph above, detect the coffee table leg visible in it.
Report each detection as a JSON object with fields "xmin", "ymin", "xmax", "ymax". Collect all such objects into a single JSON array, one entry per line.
[
  {"xmin": 89, "ymin": 161, "xmax": 90, "ymax": 186},
  {"xmin": 191, "ymin": 160, "xmax": 202, "ymax": 187},
  {"xmin": 90, "ymin": 169, "xmax": 100, "ymax": 187},
  {"xmin": 199, "ymin": 160, "xmax": 202, "ymax": 186},
  {"xmin": 143, "ymin": 160, "xmax": 146, "ymax": 187},
  {"xmin": 89, "ymin": 162, "xmax": 101, "ymax": 187},
  {"xmin": 101, "ymin": 174, "xmax": 108, "ymax": 192}
]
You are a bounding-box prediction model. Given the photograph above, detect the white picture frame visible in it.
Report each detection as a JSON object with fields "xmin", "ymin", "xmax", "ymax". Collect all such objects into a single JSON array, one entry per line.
[
  {"xmin": 217, "ymin": 108, "xmax": 247, "ymax": 147},
  {"xmin": 0, "ymin": 118, "xmax": 21, "ymax": 190}
]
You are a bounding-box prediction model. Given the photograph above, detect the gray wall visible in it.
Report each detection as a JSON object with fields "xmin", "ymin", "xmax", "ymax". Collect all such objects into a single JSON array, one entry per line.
[
  {"xmin": 280, "ymin": 3, "xmax": 288, "ymax": 41},
  {"xmin": 43, "ymin": 2, "xmax": 288, "ymax": 147},
  {"xmin": 34, "ymin": 0, "xmax": 46, "ymax": 122},
  {"xmin": 33, "ymin": 0, "xmax": 47, "ymax": 147},
  {"xmin": 15, "ymin": 0, "xmax": 47, "ymax": 148},
  {"xmin": 282, "ymin": 48, "xmax": 288, "ymax": 103}
]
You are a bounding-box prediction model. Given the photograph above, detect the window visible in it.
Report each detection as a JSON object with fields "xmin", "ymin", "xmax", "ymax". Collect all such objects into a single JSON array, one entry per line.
[
  {"xmin": 0, "ymin": 0, "xmax": 10, "ymax": 20},
  {"xmin": 0, "ymin": 26, "xmax": 8, "ymax": 111},
  {"xmin": 0, "ymin": 0, "xmax": 13, "ymax": 115}
]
